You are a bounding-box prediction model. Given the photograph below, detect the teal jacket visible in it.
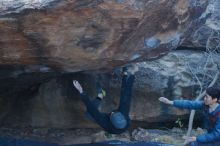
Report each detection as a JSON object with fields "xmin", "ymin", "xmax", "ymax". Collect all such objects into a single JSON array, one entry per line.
[{"xmin": 174, "ymin": 100, "xmax": 220, "ymax": 143}]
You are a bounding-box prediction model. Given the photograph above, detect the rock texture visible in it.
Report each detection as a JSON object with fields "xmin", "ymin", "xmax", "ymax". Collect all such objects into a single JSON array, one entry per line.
[
  {"xmin": 182, "ymin": 0, "xmax": 220, "ymax": 49},
  {"xmin": 0, "ymin": 0, "xmax": 213, "ymax": 72},
  {"xmin": 0, "ymin": 50, "xmax": 219, "ymax": 128},
  {"xmin": 0, "ymin": 0, "xmax": 220, "ymax": 129},
  {"xmin": 131, "ymin": 50, "xmax": 220, "ymax": 121}
]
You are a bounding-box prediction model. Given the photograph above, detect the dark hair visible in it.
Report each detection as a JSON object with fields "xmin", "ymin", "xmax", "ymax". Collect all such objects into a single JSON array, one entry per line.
[{"xmin": 206, "ymin": 87, "xmax": 220, "ymax": 100}]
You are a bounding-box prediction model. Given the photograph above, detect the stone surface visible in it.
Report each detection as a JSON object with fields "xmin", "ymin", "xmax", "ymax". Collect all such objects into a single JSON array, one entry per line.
[
  {"xmin": 0, "ymin": 50, "xmax": 219, "ymax": 128},
  {"xmin": 129, "ymin": 50, "xmax": 220, "ymax": 122},
  {"xmin": 0, "ymin": 0, "xmax": 215, "ymax": 73},
  {"xmin": 0, "ymin": 0, "xmax": 220, "ymax": 130},
  {"xmin": 0, "ymin": 0, "xmax": 56, "ymax": 15}
]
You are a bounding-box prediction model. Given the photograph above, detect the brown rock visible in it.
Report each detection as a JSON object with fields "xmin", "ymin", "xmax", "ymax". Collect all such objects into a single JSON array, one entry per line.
[{"xmin": 0, "ymin": 0, "xmax": 209, "ymax": 72}]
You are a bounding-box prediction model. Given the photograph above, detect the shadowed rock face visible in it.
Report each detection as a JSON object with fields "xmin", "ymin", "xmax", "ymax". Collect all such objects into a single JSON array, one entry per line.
[{"xmin": 0, "ymin": 0, "xmax": 210, "ymax": 72}]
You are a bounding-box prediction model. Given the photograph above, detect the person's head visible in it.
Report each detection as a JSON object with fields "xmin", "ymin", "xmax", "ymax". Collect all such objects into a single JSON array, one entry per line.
[
  {"xmin": 204, "ymin": 87, "xmax": 220, "ymax": 106},
  {"xmin": 110, "ymin": 111, "xmax": 127, "ymax": 129}
]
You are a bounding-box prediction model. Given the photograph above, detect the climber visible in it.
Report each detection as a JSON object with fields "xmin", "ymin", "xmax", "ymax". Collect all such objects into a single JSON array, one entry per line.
[
  {"xmin": 73, "ymin": 65, "xmax": 138, "ymax": 134},
  {"xmin": 159, "ymin": 87, "xmax": 220, "ymax": 146}
]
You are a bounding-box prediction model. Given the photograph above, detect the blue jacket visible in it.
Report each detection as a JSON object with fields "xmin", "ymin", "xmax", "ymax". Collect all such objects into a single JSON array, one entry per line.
[
  {"xmin": 80, "ymin": 93, "xmax": 130, "ymax": 134},
  {"xmin": 174, "ymin": 100, "xmax": 220, "ymax": 143}
]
